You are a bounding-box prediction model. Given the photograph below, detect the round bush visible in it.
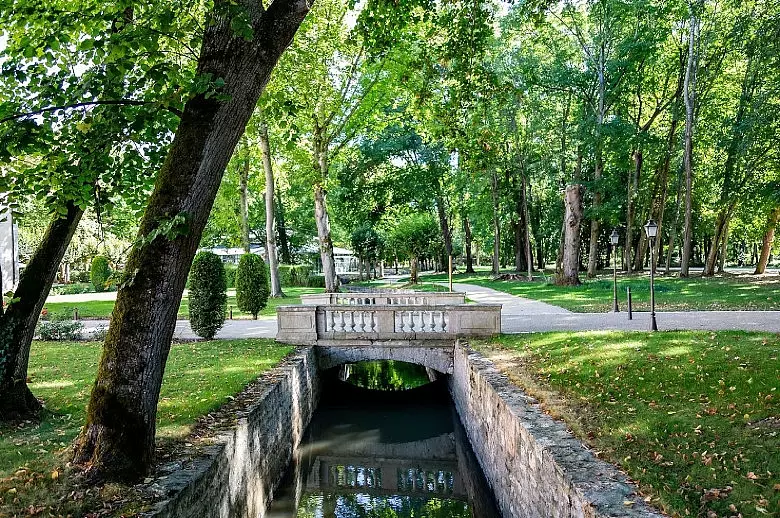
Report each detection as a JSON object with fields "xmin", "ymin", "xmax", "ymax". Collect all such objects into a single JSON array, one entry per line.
[
  {"xmin": 90, "ymin": 256, "xmax": 112, "ymax": 292},
  {"xmin": 235, "ymin": 253, "xmax": 269, "ymax": 319},
  {"xmin": 188, "ymin": 251, "xmax": 227, "ymax": 339}
]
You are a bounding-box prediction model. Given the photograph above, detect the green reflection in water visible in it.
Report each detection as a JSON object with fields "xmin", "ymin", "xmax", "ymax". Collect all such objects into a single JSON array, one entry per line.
[
  {"xmin": 344, "ymin": 361, "xmax": 431, "ymax": 391},
  {"xmin": 296, "ymin": 493, "xmax": 471, "ymax": 518}
]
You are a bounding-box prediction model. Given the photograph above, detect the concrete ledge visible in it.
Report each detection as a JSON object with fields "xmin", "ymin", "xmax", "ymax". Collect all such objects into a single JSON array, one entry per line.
[
  {"xmin": 449, "ymin": 341, "xmax": 665, "ymax": 518},
  {"xmin": 317, "ymin": 341, "xmax": 455, "ymax": 374},
  {"xmin": 141, "ymin": 347, "xmax": 320, "ymax": 518}
]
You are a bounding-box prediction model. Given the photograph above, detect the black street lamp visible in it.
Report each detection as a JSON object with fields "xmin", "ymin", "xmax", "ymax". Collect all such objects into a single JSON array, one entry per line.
[
  {"xmin": 644, "ymin": 219, "xmax": 659, "ymax": 331},
  {"xmin": 610, "ymin": 229, "xmax": 620, "ymax": 312}
]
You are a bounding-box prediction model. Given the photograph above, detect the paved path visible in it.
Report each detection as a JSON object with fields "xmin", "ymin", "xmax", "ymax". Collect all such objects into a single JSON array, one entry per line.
[
  {"xmin": 81, "ymin": 318, "xmax": 277, "ymax": 340},
  {"xmin": 451, "ymin": 283, "xmax": 780, "ymax": 333}
]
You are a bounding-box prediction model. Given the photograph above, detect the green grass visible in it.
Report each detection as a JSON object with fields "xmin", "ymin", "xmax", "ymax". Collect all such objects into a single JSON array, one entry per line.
[
  {"xmin": 43, "ymin": 286, "xmax": 324, "ymax": 320},
  {"xmin": 420, "ymin": 270, "xmax": 780, "ymax": 312},
  {"xmin": 0, "ymin": 339, "xmax": 293, "ymax": 513},
  {"xmin": 474, "ymin": 331, "xmax": 780, "ymax": 518}
]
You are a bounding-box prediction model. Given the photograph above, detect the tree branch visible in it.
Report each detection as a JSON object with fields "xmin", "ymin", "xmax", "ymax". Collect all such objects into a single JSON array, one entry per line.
[{"xmin": 1, "ymin": 100, "xmax": 183, "ymax": 125}]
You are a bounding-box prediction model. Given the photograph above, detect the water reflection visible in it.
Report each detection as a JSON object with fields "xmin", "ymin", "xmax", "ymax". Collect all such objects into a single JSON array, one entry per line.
[
  {"xmin": 341, "ymin": 360, "xmax": 433, "ymax": 391},
  {"xmin": 266, "ymin": 371, "xmax": 500, "ymax": 518}
]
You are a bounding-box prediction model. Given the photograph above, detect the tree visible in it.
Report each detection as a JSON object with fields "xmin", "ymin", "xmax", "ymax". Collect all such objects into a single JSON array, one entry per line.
[
  {"xmin": 235, "ymin": 253, "xmax": 270, "ymax": 319},
  {"xmin": 188, "ymin": 252, "xmax": 227, "ymax": 340},
  {"xmin": 258, "ymin": 121, "xmax": 284, "ymax": 297},
  {"xmin": 389, "ymin": 213, "xmax": 440, "ymax": 284},
  {"xmin": 350, "ymin": 224, "xmax": 383, "ymax": 280},
  {"xmin": 90, "ymin": 256, "xmax": 112, "ymax": 292},
  {"xmin": 72, "ymin": 0, "xmax": 311, "ymax": 481}
]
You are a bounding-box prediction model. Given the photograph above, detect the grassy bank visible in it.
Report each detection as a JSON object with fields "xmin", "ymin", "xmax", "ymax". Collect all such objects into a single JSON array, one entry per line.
[
  {"xmin": 474, "ymin": 331, "xmax": 779, "ymax": 517},
  {"xmin": 0, "ymin": 339, "xmax": 293, "ymax": 514},
  {"xmin": 43, "ymin": 286, "xmax": 324, "ymax": 320},
  {"xmin": 421, "ymin": 271, "xmax": 780, "ymax": 312}
]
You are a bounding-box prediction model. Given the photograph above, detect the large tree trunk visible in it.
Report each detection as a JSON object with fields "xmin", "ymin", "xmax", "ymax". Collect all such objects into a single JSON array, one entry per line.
[
  {"xmin": 491, "ymin": 170, "xmax": 500, "ymax": 276},
  {"xmin": 680, "ymin": 3, "xmax": 698, "ymax": 278},
  {"xmin": 275, "ymin": 186, "xmax": 292, "ymax": 264},
  {"xmin": 521, "ymin": 172, "xmax": 533, "ymax": 279},
  {"xmin": 717, "ymin": 220, "xmax": 729, "ymax": 273},
  {"xmin": 259, "ymin": 122, "xmax": 283, "ymax": 297},
  {"xmin": 72, "ymin": 0, "xmax": 311, "ymax": 482},
  {"xmin": 755, "ymin": 207, "xmax": 780, "ymax": 274},
  {"xmin": 558, "ymin": 185, "xmax": 584, "ymax": 286},
  {"xmin": 435, "ymin": 194, "xmax": 452, "ymax": 259},
  {"xmin": 665, "ymin": 165, "xmax": 685, "ymax": 274},
  {"xmin": 626, "ymin": 149, "xmax": 642, "ymax": 272},
  {"xmin": 313, "ymin": 127, "xmax": 338, "ymax": 292},
  {"xmin": 239, "ymin": 140, "xmax": 251, "ymax": 252},
  {"xmin": 0, "ymin": 203, "xmax": 84, "ymax": 420},
  {"xmin": 587, "ymin": 43, "xmax": 606, "ymax": 279},
  {"xmin": 462, "ymin": 209, "xmax": 474, "ymax": 274}
]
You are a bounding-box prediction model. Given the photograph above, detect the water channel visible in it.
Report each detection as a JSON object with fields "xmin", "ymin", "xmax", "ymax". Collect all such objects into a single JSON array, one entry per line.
[{"xmin": 266, "ymin": 361, "xmax": 501, "ymax": 518}]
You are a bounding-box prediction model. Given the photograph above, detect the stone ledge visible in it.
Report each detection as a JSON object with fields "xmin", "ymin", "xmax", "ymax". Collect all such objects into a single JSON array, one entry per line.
[
  {"xmin": 450, "ymin": 341, "xmax": 666, "ymax": 518},
  {"xmin": 138, "ymin": 347, "xmax": 320, "ymax": 518}
]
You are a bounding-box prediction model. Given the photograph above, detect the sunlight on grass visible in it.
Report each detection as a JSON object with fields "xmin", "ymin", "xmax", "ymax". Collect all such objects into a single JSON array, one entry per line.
[{"xmin": 474, "ymin": 331, "xmax": 780, "ymax": 518}]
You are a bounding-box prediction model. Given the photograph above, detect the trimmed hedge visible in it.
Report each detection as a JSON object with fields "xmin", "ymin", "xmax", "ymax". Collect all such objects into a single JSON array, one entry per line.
[
  {"xmin": 90, "ymin": 256, "xmax": 111, "ymax": 292},
  {"xmin": 278, "ymin": 264, "xmax": 312, "ymax": 287},
  {"xmin": 235, "ymin": 254, "xmax": 269, "ymax": 319},
  {"xmin": 188, "ymin": 251, "xmax": 227, "ymax": 340},
  {"xmin": 306, "ymin": 274, "xmax": 326, "ymax": 288}
]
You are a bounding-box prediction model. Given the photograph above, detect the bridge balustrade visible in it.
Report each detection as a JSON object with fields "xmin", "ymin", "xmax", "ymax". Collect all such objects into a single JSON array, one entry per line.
[
  {"xmin": 276, "ymin": 302, "xmax": 501, "ymax": 345},
  {"xmin": 300, "ymin": 291, "xmax": 466, "ymax": 306}
]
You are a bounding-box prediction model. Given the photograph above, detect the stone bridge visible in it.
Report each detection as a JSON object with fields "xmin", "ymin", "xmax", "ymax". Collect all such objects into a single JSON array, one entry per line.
[{"xmin": 276, "ymin": 291, "xmax": 502, "ymax": 374}]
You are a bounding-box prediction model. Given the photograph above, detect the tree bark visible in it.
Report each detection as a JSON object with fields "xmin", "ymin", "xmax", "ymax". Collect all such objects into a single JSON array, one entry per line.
[
  {"xmin": 521, "ymin": 172, "xmax": 533, "ymax": 279},
  {"xmin": 558, "ymin": 185, "xmax": 584, "ymax": 286},
  {"xmin": 680, "ymin": 3, "xmax": 698, "ymax": 278},
  {"xmin": 239, "ymin": 140, "xmax": 251, "ymax": 252},
  {"xmin": 755, "ymin": 207, "xmax": 779, "ymax": 274},
  {"xmin": 275, "ymin": 186, "xmax": 292, "ymax": 264},
  {"xmin": 587, "ymin": 42, "xmax": 606, "ymax": 278},
  {"xmin": 0, "ymin": 203, "xmax": 84, "ymax": 420},
  {"xmin": 435, "ymin": 194, "xmax": 452, "ymax": 259},
  {"xmin": 313, "ymin": 125, "xmax": 338, "ymax": 292},
  {"xmin": 259, "ymin": 122, "xmax": 284, "ymax": 297},
  {"xmin": 72, "ymin": 0, "xmax": 311, "ymax": 481},
  {"xmin": 462, "ymin": 209, "xmax": 474, "ymax": 274},
  {"xmin": 491, "ymin": 169, "xmax": 500, "ymax": 276},
  {"xmin": 626, "ymin": 149, "xmax": 642, "ymax": 272}
]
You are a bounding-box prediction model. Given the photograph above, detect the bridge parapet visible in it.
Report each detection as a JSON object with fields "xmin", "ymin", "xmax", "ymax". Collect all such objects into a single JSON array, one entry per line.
[
  {"xmin": 277, "ymin": 303, "xmax": 501, "ymax": 346},
  {"xmin": 300, "ymin": 291, "xmax": 466, "ymax": 306}
]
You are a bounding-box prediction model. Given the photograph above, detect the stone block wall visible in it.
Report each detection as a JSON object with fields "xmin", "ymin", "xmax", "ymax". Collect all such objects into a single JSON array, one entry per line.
[
  {"xmin": 144, "ymin": 347, "xmax": 320, "ymax": 518},
  {"xmin": 449, "ymin": 341, "xmax": 665, "ymax": 518}
]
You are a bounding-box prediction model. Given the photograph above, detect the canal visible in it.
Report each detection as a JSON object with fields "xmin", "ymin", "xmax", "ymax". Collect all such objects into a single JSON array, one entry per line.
[{"xmin": 266, "ymin": 361, "xmax": 501, "ymax": 517}]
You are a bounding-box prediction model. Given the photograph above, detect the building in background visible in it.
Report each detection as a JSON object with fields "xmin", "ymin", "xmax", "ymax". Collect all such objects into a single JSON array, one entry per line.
[{"xmin": 0, "ymin": 200, "xmax": 20, "ymax": 295}]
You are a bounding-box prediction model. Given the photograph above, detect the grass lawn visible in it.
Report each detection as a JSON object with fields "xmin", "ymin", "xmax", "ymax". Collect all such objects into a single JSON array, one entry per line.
[
  {"xmin": 473, "ymin": 331, "xmax": 780, "ymax": 518},
  {"xmin": 42, "ymin": 286, "xmax": 324, "ymax": 320},
  {"xmin": 420, "ymin": 270, "xmax": 780, "ymax": 312},
  {"xmin": 0, "ymin": 339, "xmax": 293, "ymax": 514}
]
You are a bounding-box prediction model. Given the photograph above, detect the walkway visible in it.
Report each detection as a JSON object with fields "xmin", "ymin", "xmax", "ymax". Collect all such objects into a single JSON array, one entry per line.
[{"xmin": 452, "ymin": 283, "xmax": 780, "ymax": 333}]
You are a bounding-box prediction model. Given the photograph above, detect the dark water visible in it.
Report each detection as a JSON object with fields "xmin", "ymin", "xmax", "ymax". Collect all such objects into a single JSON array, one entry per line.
[{"xmin": 266, "ymin": 362, "xmax": 501, "ymax": 518}]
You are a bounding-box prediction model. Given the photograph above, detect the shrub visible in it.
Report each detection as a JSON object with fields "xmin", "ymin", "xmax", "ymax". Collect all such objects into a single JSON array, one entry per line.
[
  {"xmin": 224, "ymin": 263, "xmax": 238, "ymax": 289},
  {"xmin": 50, "ymin": 283, "xmax": 93, "ymax": 296},
  {"xmin": 90, "ymin": 256, "xmax": 112, "ymax": 292},
  {"xmin": 235, "ymin": 253, "xmax": 269, "ymax": 319},
  {"xmin": 72, "ymin": 270, "xmax": 91, "ymax": 283},
  {"xmin": 36, "ymin": 320, "xmax": 84, "ymax": 341},
  {"xmin": 278, "ymin": 264, "xmax": 311, "ymax": 287},
  {"xmin": 188, "ymin": 251, "xmax": 227, "ymax": 339},
  {"xmin": 307, "ymin": 274, "xmax": 326, "ymax": 288}
]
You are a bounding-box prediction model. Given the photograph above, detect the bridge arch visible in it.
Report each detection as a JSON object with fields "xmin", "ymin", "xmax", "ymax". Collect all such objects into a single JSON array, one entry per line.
[{"xmin": 316, "ymin": 342, "xmax": 454, "ymax": 374}]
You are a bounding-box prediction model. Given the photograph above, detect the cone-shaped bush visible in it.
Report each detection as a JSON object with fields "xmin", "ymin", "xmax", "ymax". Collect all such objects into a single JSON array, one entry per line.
[
  {"xmin": 90, "ymin": 255, "xmax": 111, "ymax": 292},
  {"xmin": 236, "ymin": 253, "xmax": 269, "ymax": 319},
  {"xmin": 188, "ymin": 251, "xmax": 227, "ymax": 339}
]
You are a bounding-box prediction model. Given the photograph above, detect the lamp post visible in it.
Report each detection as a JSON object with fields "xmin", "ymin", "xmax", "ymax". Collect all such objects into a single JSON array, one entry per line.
[
  {"xmin": 644, "ymin": 219, "xmax": 658, "ymax": 331},
  {"xmin": 610, "ymin": 229, "xmax": 620, "ymax": 312}
]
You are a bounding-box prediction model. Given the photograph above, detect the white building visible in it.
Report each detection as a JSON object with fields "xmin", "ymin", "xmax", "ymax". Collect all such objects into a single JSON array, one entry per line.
[{"xmin": 0, "ymin": 201, "xmax": 19, "ymax": 295}]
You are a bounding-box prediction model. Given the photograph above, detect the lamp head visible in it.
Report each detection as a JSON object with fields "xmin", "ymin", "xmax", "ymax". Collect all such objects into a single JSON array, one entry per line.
[
  {"xmin": 644, "ymin": 219, "xmax": 658, "ymax": 239},
  {"xmin": 610, "ymin": 229, "xmax": 620, "ymax": 245}
]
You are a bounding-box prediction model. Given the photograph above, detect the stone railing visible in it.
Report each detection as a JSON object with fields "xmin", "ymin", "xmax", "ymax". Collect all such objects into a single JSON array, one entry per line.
[
  {"xmin": 300, "ymin": 291, "xmax": 466, "ymax": 306},
  {"xmin": 277, "ymin": 303, "xmax": 501, "ymax": 345}
]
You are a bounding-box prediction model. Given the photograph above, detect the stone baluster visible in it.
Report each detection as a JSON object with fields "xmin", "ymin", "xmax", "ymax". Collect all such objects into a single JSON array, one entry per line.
[
  {"xmin": 428, "ymin": 311, "xmax": 436, "ymax": 332},
  {"xmin": 420, "ymin": 310, "xmax": 428, "ymax": 333},
  {"xmin": 338, "ymin": 311, "xmax": 346, "ymax": 332},
  {"xmin": 328, "ymin": 310, "xmax": 336, "ymax": 331},
  {"xmin": 359, "ymin": 311, "xmax": 366, "ymax": 331},
  {"xmin": 349, "ymin": 311, "xmax": 356, "ymax": 331},
  {"xmin": 439, "ymin": 311, "xmax": 447, "ymax": 332}
]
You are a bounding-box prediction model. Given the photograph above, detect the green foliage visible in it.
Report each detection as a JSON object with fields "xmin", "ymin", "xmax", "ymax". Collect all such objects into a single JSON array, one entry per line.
[
  {"xmin": 278, "ymin": 264, "xmax": 312, "ymax": 287},
  {"xmin": 306, "ymin": 275, "xmax": 327, "ymax": 288},
  {"xmin": 89, "ymin": 256, "xmax": 112, "ymax": 292},
  {"xmin": 188, "ymin": 252, "xmax": 227, "ymax": 339},
  {"xmin": 36, "ymin": 320, "xmax": 84, "ymax": 341},
  {"xmin": 235, "ymin": 253, "xmax": 269, "ymax": 319},
  {"xmin": 388, "ymin": 213, "xmax": 441, "ymax": 261},
  {"xmin": 224, "ymin": 263, "xmax": 238, "ymax": 289},
  {"xmin": 350, "ymin": 224, "xmax": 384, "ymax": 262}
]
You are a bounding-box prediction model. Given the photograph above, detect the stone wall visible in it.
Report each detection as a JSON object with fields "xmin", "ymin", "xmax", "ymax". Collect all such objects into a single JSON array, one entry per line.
[
  {"xmin": 449, "ymin": 341, "xmax": 665, "ymax": 518},
  {"xmin": 143, "ymin": 347, "xmax": 320, "ymax": 518}
]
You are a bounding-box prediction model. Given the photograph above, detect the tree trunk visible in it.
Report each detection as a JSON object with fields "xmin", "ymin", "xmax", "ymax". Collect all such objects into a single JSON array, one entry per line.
[
  {"xmin": 587, "ymin": 42, "xmax": 606, "ymax": 279},
  {"xmin": 239, "ymin": 140, "xmax": 251, "ymax": 252},
  {"xmin": 463, "ymin": 209, "xmax": 474, "ymax": 274},
  {"xmin": 521, "ymin": 173, "xmax": 533, "ymax": 280},
  {"xmin": 680, "ymin": 3, "xmax": 698, "ymax": 278},
  {"xmin": 755, "ymin": 207, "xmax": 780, "ymax": 274},
  {"xmin": 491, "ymin": 170, "xmax": 500, "ymax": 276},
  {"xmin": 626, "ymin": 149, "xmax": 643, "ymax": 272},
  {"xmin": 558, "ymin": 185, "xmax": 584, "ymax": 286},
  {"xmin": 313, "ymin": 127, "xmax": 338, "ymax": 292},
  {"xmin": 717, "ymin": 220, "xmax": 729, "ymax": 273},
  {"xmin": 72, "ymin": 0, "xmax": 311, "ymax": 481},
  {"xmin": 435, "ymin": 194, "xmax": 452, "ymax": 258},
  {"xmin": 275, "ymin": 186, "xmax": 292, "ymax": 264},
  {"xmin": 259, "ymin": 122, "xmax": 283, "ymax": 297},
  {"xmin": 410, "ymin": 256, "xmax": 419, "ymax": 284},
  {"xmin": 0, "ymin": 203, "xmax": 84, "ymax": 420},
  {"xmin": 665, "ymin": 165, "xmax": 685, "ymax": 274}
]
